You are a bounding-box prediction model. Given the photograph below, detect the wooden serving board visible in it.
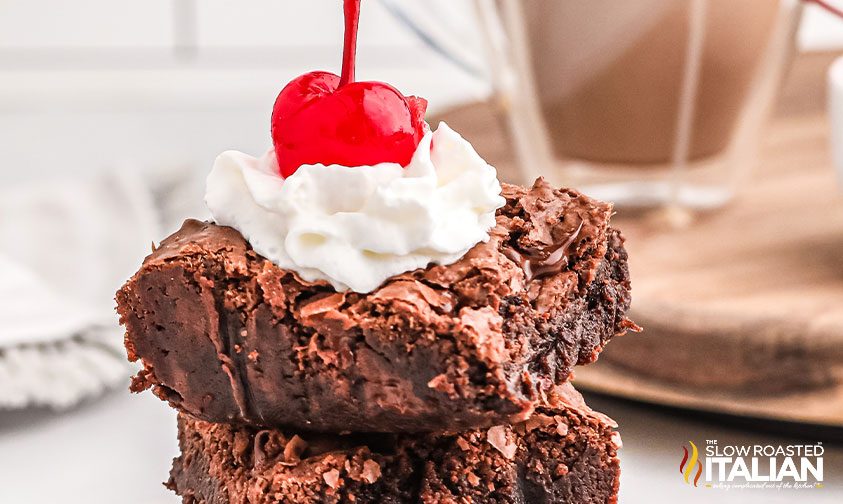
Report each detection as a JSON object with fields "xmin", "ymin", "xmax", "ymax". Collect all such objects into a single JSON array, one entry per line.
[{"xmin": 432, "ymin": 51, "xmax": 843, "ymax": 427}]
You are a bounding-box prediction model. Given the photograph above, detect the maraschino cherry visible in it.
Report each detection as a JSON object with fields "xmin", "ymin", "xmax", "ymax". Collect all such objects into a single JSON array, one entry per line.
[{"xmin": 271, "ymin": 0, "xmax": 428, "ymax": 178}]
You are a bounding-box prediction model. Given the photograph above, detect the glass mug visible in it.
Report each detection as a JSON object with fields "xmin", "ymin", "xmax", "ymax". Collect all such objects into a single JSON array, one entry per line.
[
  {"xmin": 518, "ymin": 0, "xmax": 802, "ymax": 211},
  {"xmin": 382, "ymin": 0, "xmax": 803, "ymax": 213}
]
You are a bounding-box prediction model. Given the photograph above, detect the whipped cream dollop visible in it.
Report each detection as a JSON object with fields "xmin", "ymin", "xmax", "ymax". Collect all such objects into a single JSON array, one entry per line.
[{"xmin": 205, "ymin": 122, "xmax": 505, "ymax": 293}]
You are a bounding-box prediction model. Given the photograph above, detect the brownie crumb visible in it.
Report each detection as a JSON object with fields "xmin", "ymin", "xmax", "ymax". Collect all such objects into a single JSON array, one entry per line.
[
  {"xmin": 322, "ymin": 469, "xmax": 340, "ymax": 489},
  {"xmin": 486, "ymin": 425, "xmax": 516, "ymax": 459}
]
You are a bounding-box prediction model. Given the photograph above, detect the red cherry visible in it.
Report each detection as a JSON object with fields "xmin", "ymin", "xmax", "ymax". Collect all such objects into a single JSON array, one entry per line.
[
  {"xmin": 270, "ymin": 0, "xmax": 428, "ymax": 178},
  {"xmin": 271, "ymin": 72, "xmax": 428, "ymax": 178}
]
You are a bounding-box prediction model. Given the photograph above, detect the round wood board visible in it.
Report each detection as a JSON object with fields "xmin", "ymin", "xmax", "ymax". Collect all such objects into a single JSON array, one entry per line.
[
  {"xmin": 572, "ymin": 107, "xmax": 843, "ymax": 427},
  {"xmin": 431, "ymin": 52, "xmax": 843, "ymax": 427}
]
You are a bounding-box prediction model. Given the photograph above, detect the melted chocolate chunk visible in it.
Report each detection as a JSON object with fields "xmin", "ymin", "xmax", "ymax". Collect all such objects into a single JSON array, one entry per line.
[{"xmin": 503, "ymin": 219, "xmax": 584, "ymax": 281}]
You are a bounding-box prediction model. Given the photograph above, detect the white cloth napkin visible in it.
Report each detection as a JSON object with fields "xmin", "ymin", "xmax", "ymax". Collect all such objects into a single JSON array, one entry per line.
[{"xmin": 0, "ymin": 166, "xmax": 204, "ymax": 409}]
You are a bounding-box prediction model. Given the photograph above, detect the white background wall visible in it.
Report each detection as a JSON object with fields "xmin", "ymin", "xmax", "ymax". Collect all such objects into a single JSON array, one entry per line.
[{"xmin": 0, "ymin": 0, "xmax": 488, "ymax": 186}]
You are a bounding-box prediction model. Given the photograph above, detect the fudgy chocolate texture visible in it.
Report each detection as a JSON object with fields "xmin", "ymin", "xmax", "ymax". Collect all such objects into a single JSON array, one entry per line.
[
  {"xmin": 167, "ymin": 384, "xmax": 621, "ymax": 504},
  {"xmin": 117, "ymin": 179, "xmax": 635, "ymax": 432}
]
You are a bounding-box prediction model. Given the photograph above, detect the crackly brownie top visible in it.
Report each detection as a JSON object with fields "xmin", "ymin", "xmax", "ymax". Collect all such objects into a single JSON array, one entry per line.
[
  {"xmin": 169, "ymin": 382, "xmax": 621, "ymax": 504},
  {"xmin": 145, "ymin": 178, "xmax": 612, "ymax": 327},
  {"xmin": 182, "ymin": 382, "xmax": 615, "ymax": 469},
  {"xmin": 123, "ymin": 178, "xmax": 625, "ymax": 432}
]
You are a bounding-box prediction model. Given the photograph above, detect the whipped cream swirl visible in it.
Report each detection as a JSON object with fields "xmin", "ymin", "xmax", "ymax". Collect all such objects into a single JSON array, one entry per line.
[{"xmin": 205, "ymin": 122, "xmax": 505, "ymax": 293}]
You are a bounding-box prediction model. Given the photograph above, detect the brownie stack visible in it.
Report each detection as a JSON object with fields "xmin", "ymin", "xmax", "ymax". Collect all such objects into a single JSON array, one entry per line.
[{"xmin": 117, "ymin": 179, "xmax": 635, "ymax": 503}]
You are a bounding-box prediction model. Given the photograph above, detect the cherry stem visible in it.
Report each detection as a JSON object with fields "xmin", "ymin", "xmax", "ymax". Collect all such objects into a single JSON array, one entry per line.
[
  {"xmin": 339, "ymin": 0, "xmax": 361, "ymax": 87},
  {"xmin": 805, "ymin": 0, "xmax": 843, "ymax": 19}
]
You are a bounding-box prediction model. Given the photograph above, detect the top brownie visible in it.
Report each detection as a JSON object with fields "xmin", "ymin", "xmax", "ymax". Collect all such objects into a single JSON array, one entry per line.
[{"xmin": 117, "ymin": 179, "xmax": 634, "ymax": 433}]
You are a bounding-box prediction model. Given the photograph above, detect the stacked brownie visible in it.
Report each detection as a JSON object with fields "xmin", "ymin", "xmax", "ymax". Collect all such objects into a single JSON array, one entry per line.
[{"xmin": 117, "ymin": 179, "xmax": 635, "ymax": 503}]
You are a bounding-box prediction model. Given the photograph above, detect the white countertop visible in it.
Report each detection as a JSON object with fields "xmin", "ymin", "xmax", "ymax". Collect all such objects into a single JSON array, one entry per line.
[{"xmin": 0, "ymin": 386, "xmax": 839, "ymax": 503}]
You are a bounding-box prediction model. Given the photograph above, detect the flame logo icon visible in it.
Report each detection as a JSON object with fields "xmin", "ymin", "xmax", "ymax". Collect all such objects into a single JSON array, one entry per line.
[{"xmin": 679, "ymin": 441, "xmax": 703, "ymax": 487}]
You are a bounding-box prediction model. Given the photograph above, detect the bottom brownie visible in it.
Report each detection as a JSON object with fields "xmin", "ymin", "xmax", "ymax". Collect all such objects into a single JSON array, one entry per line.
[{"xmin": 167, "ymin": 385, "xmax": 621, "ymax": 504}]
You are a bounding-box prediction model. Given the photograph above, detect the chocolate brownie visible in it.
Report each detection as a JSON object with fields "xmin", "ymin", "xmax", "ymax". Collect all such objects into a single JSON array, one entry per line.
[
  {"xmin": 117, "ymin": 179, "xmax": 635, "ymax": 432},
  {"xmin": 167, "ymin": 384, "xmax": 621, "ymax": 504}
]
